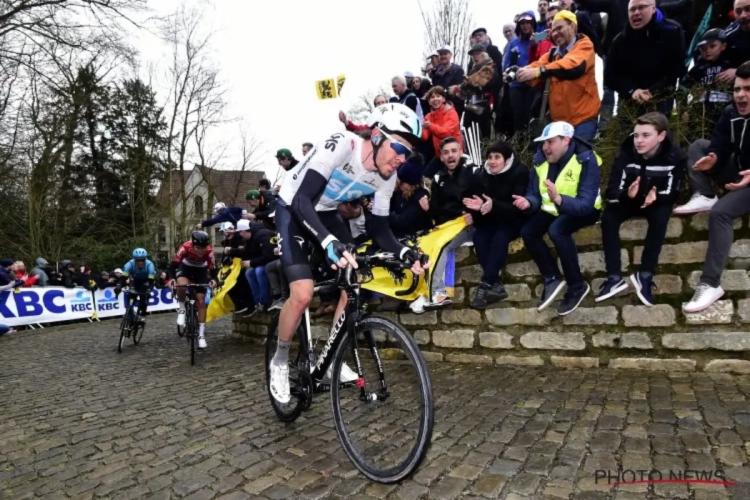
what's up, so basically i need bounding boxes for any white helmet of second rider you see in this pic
[366,103,423,147]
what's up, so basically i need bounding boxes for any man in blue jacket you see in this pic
[503,11,539,138]
[514,121,602,315]
[201,202,245,229]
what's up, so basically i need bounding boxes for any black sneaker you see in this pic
[631,273,656,307]
[595,276,628,302]
[471,283,490,310]
[538,278,566,311]
[487,282,509,303]
[242,305,259,318]
[557,283,591,316]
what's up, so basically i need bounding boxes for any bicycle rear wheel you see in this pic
[265,313,309,422]
[330,315,433,483]
[118,308,133,353]
[187,303,196,365]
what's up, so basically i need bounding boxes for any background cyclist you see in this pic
[115,248,156,327]
[167,231,217,350]
[269,103,429,404]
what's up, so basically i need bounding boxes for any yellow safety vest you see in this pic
[536,152,603,216]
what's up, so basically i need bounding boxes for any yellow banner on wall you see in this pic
[206,258,242,323]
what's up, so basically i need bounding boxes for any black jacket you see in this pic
[468,43,503,74]
[721,21,750,69]
[604,10,685,99]
[227,228,277,268]
[465,159,530,226]
[255,190,278,220]
[577,0,689,53]
[431,63,465,89]
[429,160,476,225]
[707,104,750,184]
[606,134,687,207]
[574,8,604,56]
[388,187,433,238]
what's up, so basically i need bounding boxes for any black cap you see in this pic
[698,28,724,47]
[468,44,486,55]
[471,27,487,38]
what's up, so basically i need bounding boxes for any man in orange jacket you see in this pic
[514,10,601,142]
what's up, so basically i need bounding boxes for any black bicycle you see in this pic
[265,250,434,483]
[117,288,147,353]
[174,283,211,365]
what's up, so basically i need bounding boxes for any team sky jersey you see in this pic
[172,241,216,270]
[122,259,156,281]
[279,131,396,217]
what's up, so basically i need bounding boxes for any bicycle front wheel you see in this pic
[118,309,132,353]
[330,315,434,483]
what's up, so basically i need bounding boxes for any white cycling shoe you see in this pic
[197,336,207,350]
[326,362,359,383]
[269,361,291,404]
[176,309,186,327]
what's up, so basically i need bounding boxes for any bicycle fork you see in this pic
[350,315,389,403]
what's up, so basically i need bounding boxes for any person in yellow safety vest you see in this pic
[513,121,602,316]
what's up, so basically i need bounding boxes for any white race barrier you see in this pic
[0,286,179,327]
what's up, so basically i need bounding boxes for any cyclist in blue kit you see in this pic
[269,103,429,403]
[115,248,157,326]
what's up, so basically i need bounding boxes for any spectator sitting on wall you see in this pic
[516,10,601,142]
[389,157,433,239]
[597,112,687,307]
[516,121,602,316]
[243,189,277,223]
[201,202,245,228]
[462,140,530,310]
[232,219,277,317]
[29,257,49,287]
[274,148,299,190]
[12,262,38,287]
[0,259,25,291]
[676,61,750,313]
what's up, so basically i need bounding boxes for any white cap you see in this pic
[114,268,123,274]
[533,121,575,142]
[236,219,251,232]
[437,45,452,54]
[404,71,414,78]
[213,202,226,214]
[220,222,234,232]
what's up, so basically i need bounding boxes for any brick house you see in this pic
[155,166,264,264]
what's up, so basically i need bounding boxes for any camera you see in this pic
[503,66,519,84]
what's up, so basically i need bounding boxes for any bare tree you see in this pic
[160,1,228,249]
[346,86,391,124]
[418,0,474,69]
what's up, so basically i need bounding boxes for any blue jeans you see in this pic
[245,267,270,306]
[574,119,598,143]
[473,222,523,285]
[520,210,601,288]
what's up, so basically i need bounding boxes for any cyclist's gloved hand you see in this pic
[400,247,429,276]
[114,286,122,296]
[400,248,420,265]
[324,240,357,270]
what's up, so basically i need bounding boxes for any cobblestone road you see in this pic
[1,314,750,499]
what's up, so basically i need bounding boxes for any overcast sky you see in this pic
[134,0,601,181]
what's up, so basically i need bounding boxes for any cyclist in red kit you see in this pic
[167,231,217,349]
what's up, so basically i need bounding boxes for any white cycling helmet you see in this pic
[366,103,423,147]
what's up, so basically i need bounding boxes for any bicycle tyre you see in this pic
[132,315,144,345]
[187,303,196,366]
[330,315,434,483]
[264,314,305,422]
[118,308,132,353]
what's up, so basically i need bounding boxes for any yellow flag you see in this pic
[315,78,337,100]
[207,258,242,323]
[361,217,467,301]
[336,74,346,96]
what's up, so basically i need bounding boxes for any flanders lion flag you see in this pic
[315,74,346,100]
[206,258,243,323]
[360,217,467,301]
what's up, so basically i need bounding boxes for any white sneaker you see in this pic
[269,361,291,404]
[684,283,724,313]
[325,362,359,383]
[409,295,428,314]
[197,336,207,349]
[176,309,186,327]
[673,194,717,215]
